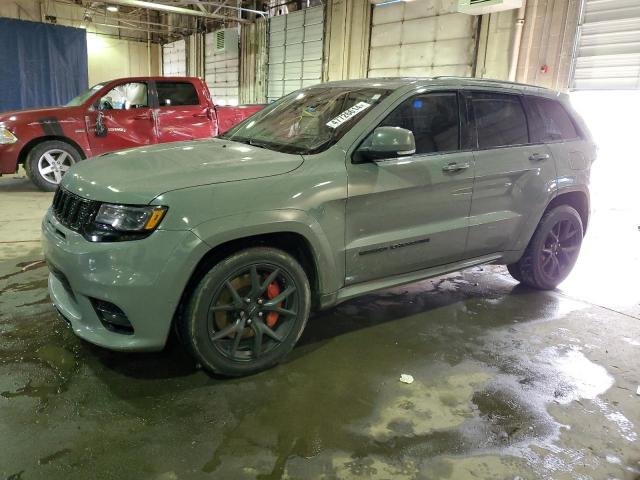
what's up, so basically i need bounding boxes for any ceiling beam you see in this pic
[102,0,250,22]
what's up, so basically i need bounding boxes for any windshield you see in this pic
[66,83,106,107]
[220,86,392,154]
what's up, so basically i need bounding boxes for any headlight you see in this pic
[0,125,18,144]
[95,204,167,232]
[85,204,167,242]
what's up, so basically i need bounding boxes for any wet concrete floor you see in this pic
[1,146,639,479]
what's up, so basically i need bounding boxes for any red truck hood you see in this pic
[0,106,79,123]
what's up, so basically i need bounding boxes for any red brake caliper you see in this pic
[265,280,281,328]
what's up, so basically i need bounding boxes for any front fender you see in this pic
[192,209,344,295]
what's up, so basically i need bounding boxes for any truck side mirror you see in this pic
[95,111,107,138]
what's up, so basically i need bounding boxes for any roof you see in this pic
[95,76,202,86]
[313,77,559,96]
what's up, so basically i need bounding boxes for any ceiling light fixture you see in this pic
[106,5,119,12]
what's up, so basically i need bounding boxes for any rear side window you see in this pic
[471,93,528,149]
[156,82,200,107]
[379,92,459,154]
[527,96,579,142]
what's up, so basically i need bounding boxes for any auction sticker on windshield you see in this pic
[326,102,371,129]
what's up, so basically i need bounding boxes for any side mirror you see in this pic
[355,127,416,163]
[95,111,107,137]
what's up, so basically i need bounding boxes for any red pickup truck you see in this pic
[0,76,263,190]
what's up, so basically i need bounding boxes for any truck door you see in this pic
[85,81,157,155]
[153,80,216,143]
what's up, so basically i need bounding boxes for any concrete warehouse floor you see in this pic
[1,92,639,479]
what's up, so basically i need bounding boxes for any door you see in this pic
[572,0,640,90]
[162,39,187,77]
[267,6,324,102]
[368,1,476,78]
[154,80,216,143]
[86,81,156,156]
[345,91,475,285]
[465,91,556,258]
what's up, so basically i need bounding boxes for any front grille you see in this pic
[52,187,100,233]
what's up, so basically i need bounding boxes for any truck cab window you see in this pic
[99,82,148,110]
[156,82,200,107]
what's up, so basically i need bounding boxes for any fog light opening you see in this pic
[91,299,134,335]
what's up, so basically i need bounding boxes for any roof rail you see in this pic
[431,76,550,90]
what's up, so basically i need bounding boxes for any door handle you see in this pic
[442,162,471,173]
[133,113,151,120]
[192,113,208,118]
[529,153,550,161]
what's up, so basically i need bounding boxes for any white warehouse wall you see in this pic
[88,34,161,86]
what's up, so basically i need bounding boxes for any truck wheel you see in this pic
[180,247,311,377]
[513,205,583,290]
[26,141,81,191]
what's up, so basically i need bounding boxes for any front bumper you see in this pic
[42,208,208,351]
[0,141,22,174]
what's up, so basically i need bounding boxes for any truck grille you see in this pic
[52,187,100,233]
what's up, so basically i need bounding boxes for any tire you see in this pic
[179,247,311,377]
[514,205,583,290]
[26,140,82,191]
[506,263,523,283]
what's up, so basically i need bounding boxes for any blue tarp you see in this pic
[0,18,88,113]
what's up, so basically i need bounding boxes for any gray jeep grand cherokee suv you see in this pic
[42,77,595,376]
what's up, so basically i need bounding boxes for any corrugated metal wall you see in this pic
[205,29,240,105]
[240,17,268,104]
[267,6,324,102]
[162,39,187,76]
[572,0,640,89]
[368,1,477,78]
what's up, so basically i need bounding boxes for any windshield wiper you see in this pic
[226,137,284,152]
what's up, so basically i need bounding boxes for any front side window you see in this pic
[379,92,460,154]
[221,87,391,154]
[472,93,528,149]
[156,81,200,107]
[98,82,148,110]
[527,96,579,142]
[66,83,106,107]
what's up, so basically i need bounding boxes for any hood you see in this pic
[61,138,305,204]
[0,106,76,123]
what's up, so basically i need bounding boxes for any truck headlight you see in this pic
[95,204,167,232]
[0,125,18,144]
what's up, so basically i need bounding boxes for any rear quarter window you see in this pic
[156,81,200,107]
[527,96,580,143]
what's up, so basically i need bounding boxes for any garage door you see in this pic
[368,1,477,78]
[267,6,324,102]
[573,0,640,89]
[205,29,240,105]
[162,39,186,77]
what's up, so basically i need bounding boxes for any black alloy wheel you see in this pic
[509,205,583,290]
[208,263,299,361]
[180,247,311,376]
[539,218,581,281]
